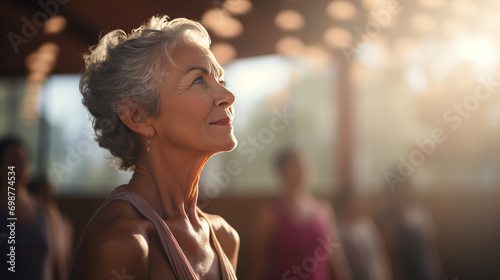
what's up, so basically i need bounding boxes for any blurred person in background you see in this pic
[378,177,443,280]
[250,148,351,280]
[0,137,64,280]
[334,187,392,280]
[29,178,74,280]
[70,15,239,280]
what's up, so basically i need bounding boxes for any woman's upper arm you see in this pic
[70,224,149,280]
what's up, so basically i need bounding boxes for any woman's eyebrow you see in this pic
[185,66,209,75]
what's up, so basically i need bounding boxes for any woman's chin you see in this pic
[216,136,238,153]
[227,139,238,152]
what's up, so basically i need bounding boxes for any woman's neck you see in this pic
[127,146,211,221]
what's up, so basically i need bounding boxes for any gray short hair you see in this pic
[80,15,222,171]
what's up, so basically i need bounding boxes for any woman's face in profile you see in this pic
[152,42,237,154]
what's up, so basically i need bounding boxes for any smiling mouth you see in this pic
[210,117,232,126]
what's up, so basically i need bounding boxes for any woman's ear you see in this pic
[117,98,154,137]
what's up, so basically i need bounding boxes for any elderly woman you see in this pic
[69,16,239,280]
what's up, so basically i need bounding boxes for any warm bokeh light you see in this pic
[356,39,388,68]
[202,9,243,38]
[223,0,253,15]
[451,0,479,17]
[275,36,306,56]
[453,36,495,69]
[362,0,387,10]
[366,10,399,29]
[327,1,358,21]
[417,0,446,9]
[25,43,59,74]
[393,36,418,63]
[274,9,305,31]
[211,42,237,65]
[303,45,332,72]
[409,13,438,33]
[405,65,427,93]
[21,42,60,125]
[44,15,67,34]
[323,27,353,49]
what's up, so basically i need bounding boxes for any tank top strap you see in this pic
[196,209,238,280]
[107,186,197,280]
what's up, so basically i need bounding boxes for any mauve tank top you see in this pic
[267,199,331,280]
[75,185,237,280]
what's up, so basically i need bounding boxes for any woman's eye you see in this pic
[193,76,204,85]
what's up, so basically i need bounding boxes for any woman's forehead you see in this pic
[168,43,214,72]
[164,43,224,79]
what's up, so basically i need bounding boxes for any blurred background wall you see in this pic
[1,0,499,279]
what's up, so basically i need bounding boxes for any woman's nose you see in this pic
[214,85,235,109]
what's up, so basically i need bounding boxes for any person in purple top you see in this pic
[250,148,351,280]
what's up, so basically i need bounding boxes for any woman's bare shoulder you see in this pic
[202,213,238,239]
[70,200,151,280]
[201,212,240,269]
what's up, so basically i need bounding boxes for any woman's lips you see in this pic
[210,117,232,126]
